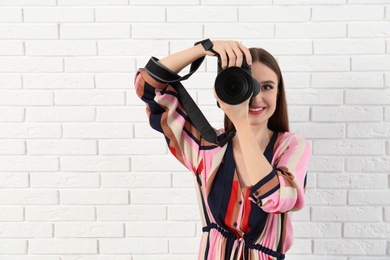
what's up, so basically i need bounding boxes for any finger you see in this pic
[224,44,237,68]
[238,43,252,66]
[231,45,244,67]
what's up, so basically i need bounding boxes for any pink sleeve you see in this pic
[250,133,311,213]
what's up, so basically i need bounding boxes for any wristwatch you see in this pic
[194,39,218,55]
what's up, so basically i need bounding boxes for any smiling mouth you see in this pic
[249,107,265,112]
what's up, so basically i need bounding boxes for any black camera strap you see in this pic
[144,56,235,147]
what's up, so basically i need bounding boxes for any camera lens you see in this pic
[215,67,253,105]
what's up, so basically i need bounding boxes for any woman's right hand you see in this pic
[207,40,252,69]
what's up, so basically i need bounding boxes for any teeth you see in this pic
[249,107,264,112]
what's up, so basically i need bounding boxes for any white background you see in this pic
[0,0,389,259]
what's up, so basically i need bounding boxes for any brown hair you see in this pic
[224,48,289,133]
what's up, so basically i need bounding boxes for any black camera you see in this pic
[214,57,260,105]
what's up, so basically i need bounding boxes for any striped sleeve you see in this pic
[134,67,204,173]
[250,133,310,213]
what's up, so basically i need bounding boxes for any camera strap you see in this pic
[145,56,235,147]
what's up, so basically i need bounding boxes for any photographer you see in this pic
[134,40,310,260]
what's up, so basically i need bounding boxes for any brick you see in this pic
[62,257,129,260]
[56,223,124,237]
[278,56,350,72]
[0,24,58,39]
[97,205,166,221]
[312,72,384,88]
[131,155,189,172]
[172,171,195,188]
[59,0,128,5]
[61,190,129,205]
[314,39,385,55]
[24,7,94,22]
[313,139,384,155]
[286,89,344,105]
[0,124,61,138]
[312,5,384,21]
[126,221,195,237]
[100,238,168,254]
[0,190,58,205]
[101,172,171,188]
[314,239,385,255]
[29,239,97,254]
[0,41,23,55]
[60,24,131,39]
[131,188,197,205]
[0,207,23,221]
[352,56,390,71]
[27,140,97,155]
[96,74,134,90]
[0,8,22,22]
[306,189,346,205]
[26,40,97,56]
[98,40,168,56]
[0,0,55,5]
[346,157,390,172]
[317,173,387,189]
[348,190,390,205]
[204,23,274,39]
[347,123,390,138]
[97,107,134,122]
[26,206,95,221]
[168,205,200,221]
[61,156,130,172]
[133,23,202,39]
[30,173,99,188]
[286,239,312,254]
[169,238,199,254]
[286,256,345,260]
[201,0,272,4]
[240,6,310,22]
[291,123,345,139]
[288,106,310,122]
[133,123,163,138]
[307,157,344,172]
[96,7,165,22]
[276,22,346,38]
[0,239,26,254]
[344,223,390,238]
[386,107,390,121]
[0,75,22,89]
[312,106,382,122]
[346,89,390,105]
[55,90,125,105]
[167,7,237,22]
[243,40,313,55]
[99,139,166,155]
[0,157,58,172]
[0,58,63,72]
[349,22,390,37]
[283,73,311,88]
[26,107,95,122]
[0,173,28,188]
[63,124,133,138]
[65,57,135,73]
[0,140,25,155]
[275,0,345,3]
[293,222,341,238]
[312,207,382,222]
[0,90,53,105]
[24,74,94,89]
[0,223,52,238]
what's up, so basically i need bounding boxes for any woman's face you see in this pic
[248,62,279,128]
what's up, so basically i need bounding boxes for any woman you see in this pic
[134,40,310,260]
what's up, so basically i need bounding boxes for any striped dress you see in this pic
[134,62,311,260]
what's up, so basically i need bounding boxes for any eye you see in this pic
[262,84,273,91]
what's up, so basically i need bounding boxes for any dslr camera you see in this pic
[214,57,260,105]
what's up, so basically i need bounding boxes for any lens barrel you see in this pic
[214,58,260,105]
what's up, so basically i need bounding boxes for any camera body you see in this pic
[214,57,260,105]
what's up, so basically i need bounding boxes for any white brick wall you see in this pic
[0,1,389,259]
